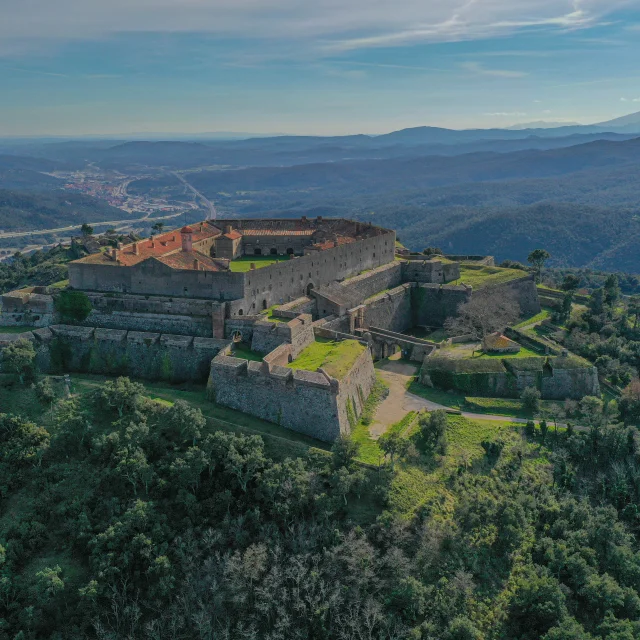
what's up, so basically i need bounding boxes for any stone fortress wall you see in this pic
[422,355,600,401]
[208,342,376,442]
[1,325,228,383]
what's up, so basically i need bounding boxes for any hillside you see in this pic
[0,190,131,232]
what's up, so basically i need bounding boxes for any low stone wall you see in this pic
[422,355,599,400]
[340,262,403,302]
[250,314,315,358]
[16,324,229,382]
[207,345,376,442]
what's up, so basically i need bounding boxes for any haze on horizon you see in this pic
[2,0,640,137]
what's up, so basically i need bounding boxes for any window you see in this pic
[238,309,244,316]
[262,300,268,310]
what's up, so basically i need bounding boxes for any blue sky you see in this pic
[2,0,640,136]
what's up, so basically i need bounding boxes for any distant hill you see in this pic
[0,190,131,232]
[506,121,581,130]
[597,110,640,128]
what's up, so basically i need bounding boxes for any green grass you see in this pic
[513,309,551,329]
[260,304,289,323]
[0,326,37,334]
[388,414,521,518]
[228,255,291,272]
[231,343,264,362]
[69,374,332,460]
[477,346,541,359]
[407,380,466,410]
[50,279,69,289]
[288,339,365,380]
[456,264,525,289]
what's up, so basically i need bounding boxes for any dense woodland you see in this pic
[0,359,639,639]
[0,245,85,294]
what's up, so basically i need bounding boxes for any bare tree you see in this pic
[444,290,520,340]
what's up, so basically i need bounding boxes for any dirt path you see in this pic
[371,359,535,438]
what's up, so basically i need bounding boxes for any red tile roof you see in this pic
[241,229,314,236]
[311,236,356,251]
[223,230,242,240]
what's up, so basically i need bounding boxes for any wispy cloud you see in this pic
[461,61,527,78]
[621,97,640,102]
[0,0,630,57]
[484,112,528,116]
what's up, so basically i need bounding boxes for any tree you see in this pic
[35,566,64,603]
[98,377,145,418]
[2,338,36,384]
[419,410,448,453]
[205,432,266,493]
[522,386,541,413]
[580,396,604,428]
[151,222,165,235]
[558,293,573,325]
[378,431,410,471]
[603,274,621,307]
[507,571,567,640]
[423,247,443,256]
[331,435,360,469]
[561,274,581,292]
[166,400,206,445]
[619,379,640,425]
[35,377,55,406]
[627,296,640,330]
[80,223,94,236]
[528,249,551,284]
[445,289,520,341]
[54,290,92,322]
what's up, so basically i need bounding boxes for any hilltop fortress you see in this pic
[1,217,598,441]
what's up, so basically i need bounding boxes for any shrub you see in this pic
[54,290,92,322]
[521,386,541,413]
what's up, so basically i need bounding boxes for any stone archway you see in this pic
[231,330,243,343]
[306,282,315,296]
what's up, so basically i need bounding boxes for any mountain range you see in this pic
[2,110,640,270]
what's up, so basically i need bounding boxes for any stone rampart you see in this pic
[485,275,541,317]
[15,324,228,382]
[250,314,315,357]
[1,288,55,328]
[207,344,375,442]
[412,284,472,327]
[339,262,403,303]
[362,284,413,333]
[401,260,460,284]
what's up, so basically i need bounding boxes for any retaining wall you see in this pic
[362,284,413,333]
[18,325,228,382]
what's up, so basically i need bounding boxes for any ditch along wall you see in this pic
[207,344,376,442]
[12,325,228,383]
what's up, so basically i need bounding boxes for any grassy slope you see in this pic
[457,264,525,289]
[287,339,366,379]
